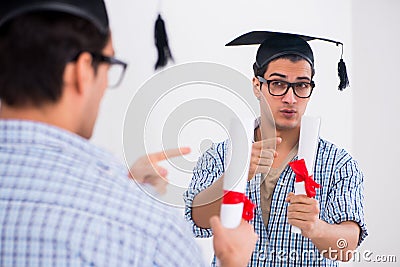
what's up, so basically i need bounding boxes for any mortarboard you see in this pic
[0,0,109,34]
[226,31,349,91]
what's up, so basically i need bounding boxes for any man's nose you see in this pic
[282,86,297,104]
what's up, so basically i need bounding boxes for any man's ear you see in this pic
[252,77,262,99]
[74,52,95,95]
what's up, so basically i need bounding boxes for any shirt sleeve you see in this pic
[323,156,368,246]
[153,212,205,267]
[183,142,226,238]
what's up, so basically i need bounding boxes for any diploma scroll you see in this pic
[291,116,321,234]
[220,117,254,229]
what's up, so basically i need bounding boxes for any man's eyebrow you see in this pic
[268,72,286,78]
[268,73,311,81]
[297,76,311,81]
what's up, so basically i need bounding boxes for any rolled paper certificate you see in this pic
[220,117,254,229]
[290,116,321,234]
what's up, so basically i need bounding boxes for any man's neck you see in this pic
[274,128,299,168]
[276,127,299,148]
[0,103,75,134]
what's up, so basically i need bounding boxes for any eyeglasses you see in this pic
[70,52,128,88]
[257,76,315,98]
[90,53,128,88]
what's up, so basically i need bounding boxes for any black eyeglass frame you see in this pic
[257,76,315,99]
[70,51,128,88]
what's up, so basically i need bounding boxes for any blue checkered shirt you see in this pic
[0,120,204,267]
[184,138,368,267]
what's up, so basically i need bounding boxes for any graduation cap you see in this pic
[226,31,349,91]
[0,0,109,34]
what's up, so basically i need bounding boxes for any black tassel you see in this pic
[338,59,349,90]
[337,43,349,91]
[154,14,173,70]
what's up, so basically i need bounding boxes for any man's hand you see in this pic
[286,192,321,238]
[286,193,361,261]
[210,216,257,267]
[129,147,191,194]
[248,137,281,180]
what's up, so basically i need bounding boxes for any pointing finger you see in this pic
[148,147,191,162]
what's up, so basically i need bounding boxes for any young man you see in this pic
[184,32,368,266]
[0,1,257,266]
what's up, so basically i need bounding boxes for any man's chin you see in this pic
[275,122,299,131]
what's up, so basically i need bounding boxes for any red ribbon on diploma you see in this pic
[289,159,321,198]
[222,190,255,221]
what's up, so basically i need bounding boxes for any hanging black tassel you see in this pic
[338,59,349,91]
[154,14,173,70]
[337,43,349,91]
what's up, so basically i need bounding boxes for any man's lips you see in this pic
[280,108,297,114]
[279,108,297,118]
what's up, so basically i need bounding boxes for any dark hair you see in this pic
[0,12,110,107]
[252,54,315,78]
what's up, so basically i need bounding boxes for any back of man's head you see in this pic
[0,0,110,107]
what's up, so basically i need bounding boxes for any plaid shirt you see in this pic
[0,120,204,267]
[184,138,368,267]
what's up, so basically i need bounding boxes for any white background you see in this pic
[91,0,399,266]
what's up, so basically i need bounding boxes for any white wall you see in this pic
[90,0,399,266]
[352,0,400,266]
